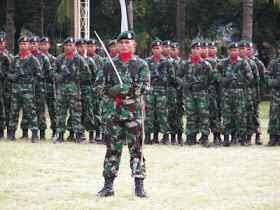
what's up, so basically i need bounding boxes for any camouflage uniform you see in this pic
[216,56,253,146]
[21,51,50,139]
[55,52,91,140]
[94,54,150,179]
[144,56,175,144]
[8,52,41,140]
[183,58,213,147]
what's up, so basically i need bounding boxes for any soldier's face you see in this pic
[229,48,239,57]
[239,47,247,57]
[247,47,254,57]
[277,48,280,54]
[40,42,51,53]
[87,44,97,54]
[64,43,75,53]
[19,42,30,52]
[162,45,171,56]
[0,42,6,51]
[76,44,86,56]
[151,46,162,56]
[191,47,201,58]
[201,47,208,56]
[118,39,134,54]
[171,48,179,58]
[208,46,217,56]
[30,42,40,51]
[108,44,119,55]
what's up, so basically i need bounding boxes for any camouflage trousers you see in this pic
[268,89,280,135]
[0,82,5,129]
[92,93,101,132]
[244,87,254,136]
[208,85,222,133]
[9,84,38,130]
[45,82,57,130]
[252,87,261,134]
[167,87,184,134]
[103,117,146,179]
[3,79,12,128]
[144,86,169,134]
[99,96,110,134]
[185,90,210,136]
[21,82,47,130]
[221,88,246,136]
[56,83,83,133]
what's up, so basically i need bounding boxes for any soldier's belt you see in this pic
[190,86,207,92]
[63,78,77,83]
[168,83,177,88]
[227,84,244,89]
[81,80,92,87]
[16,78,33,84]
[120,94,136,100]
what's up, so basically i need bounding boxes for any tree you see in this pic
[33,0,44,36]
[176,0,186,56]
[5,0,14,54]
[242,0,253,41]
[127,0,134,30]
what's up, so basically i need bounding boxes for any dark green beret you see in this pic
[208,41,217,47]
[0,35,6,42]
[18,35,30,43]
[87,39,97,45]
[171,42,180,48]
[227,42,238,49]
[150,39,162,48]
[117,30,135,42]
[245,41,254,48]
[63,37,75,45]
[238,40,247,47]
[162,40,172,46]
[201,41,208,47]
[40,37,50,43]
[278,43,280,49]
[191,41,201,48]
[75,38,87,45]
[30,36,40,42]
[108,39,117,47]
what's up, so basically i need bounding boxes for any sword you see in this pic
[94,31,123,85]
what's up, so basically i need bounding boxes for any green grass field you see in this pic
[0,102,279,209]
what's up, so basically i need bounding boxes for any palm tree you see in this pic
[176,0,186,57]
[33,0,43,36]
[242,0,253,41]
[5,0,15,54]
[127,0,134,30]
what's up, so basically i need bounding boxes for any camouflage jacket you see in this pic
[245,57,260,87]
[170,57,185,88]
[94,54,150,121]
[0,51,10,79]
[265,57,280,90]
[46,53,57,82]
[35,51,51,82]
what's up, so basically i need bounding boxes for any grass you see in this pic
[0,101,279,210]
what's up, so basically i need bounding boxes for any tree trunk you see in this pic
[33,0,44,36]
[242,0,253,41]
[127,0,133,30]
[176,0,186,57]
[5,0,15,54]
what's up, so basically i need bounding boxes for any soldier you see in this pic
[201,41,223,146]
[144,40,174,145]
[238,40,258,146]
[246,41,263,145]
[95,31,149,197]
[162,40,172,59]
[40,37,58,140]
[108,39,119,58]
[169,42,184,145]
[0,35,11,139]
[20,36,50,140]
[74,38,95,143]
[7,36,41,142]
[87,39,103,143]
[54,37,91,143]
[264,48,280,146]
[0,35,13,137]
[182,41,213,147]
[216,42,253,147]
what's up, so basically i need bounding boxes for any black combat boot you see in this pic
[230,134,238,145]
[144,133,152,145]
[267,135,277,147]
[177,132,183,145]
[57,133,64,143]
[161,133,169,145]
[223,135,230,147]
[153,133,159,144]
[67,131,75,142]
[240,136,250,147]
[246,135,252,146]
[201,134,210,148]
[40,130,46,141]
[95,129,102,143]
[8,129,16,141]
[213,132,222,146]
[89,131,94,143]
[255,133,263,145]
[0,129,3,139]
[101,133,106,144]
[135,178,147,198]
[171,133,176,145]
[31,130,38,143]
[276,135,280,146]
[191,134,197,145]
[21,129,28,140]
[51,129,57,140]
[76,132,86,143]
[185,135,192,146]
[96,177,114,197]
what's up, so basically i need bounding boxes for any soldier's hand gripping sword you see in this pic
[94,31,123,85]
